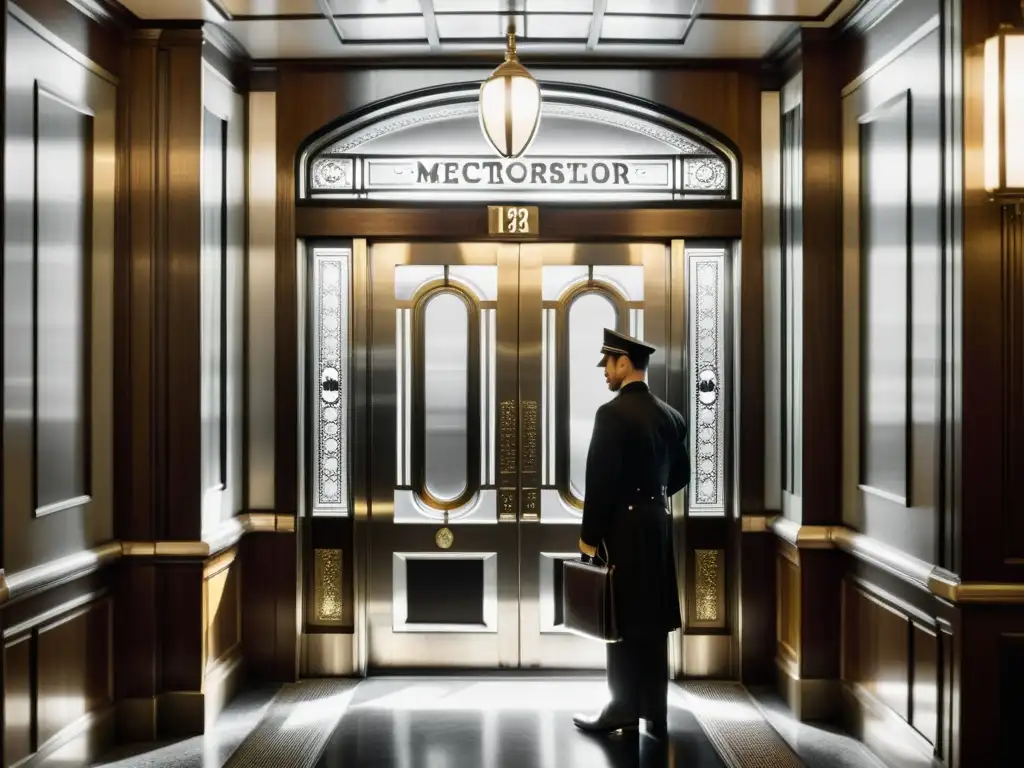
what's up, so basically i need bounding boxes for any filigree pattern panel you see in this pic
[313,251,350,515]
[314,548,343,622]
[687,250,727,514]
[694,549,722,623]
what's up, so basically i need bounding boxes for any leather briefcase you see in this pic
[562,544,620,643]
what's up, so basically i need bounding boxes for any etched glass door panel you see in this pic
[367,243,520,670]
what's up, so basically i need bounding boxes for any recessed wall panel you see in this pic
[33,83,94,517]
[858,93,911,505]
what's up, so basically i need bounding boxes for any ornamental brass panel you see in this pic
[694,549,722,623]
[499,487,517,522]
[314,548,343,622]
[521,400,539,475]
[522,487,539,521]
[499,400,516,475]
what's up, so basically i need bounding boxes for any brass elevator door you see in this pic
[366,241,682,670]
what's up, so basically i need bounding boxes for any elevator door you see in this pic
[366,241,681,670]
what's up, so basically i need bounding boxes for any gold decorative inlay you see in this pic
[435,527,454,549]
[499,400,516,474]
[314,548,343,622]
[695,549,720,622]
[522,487,539,521]
[499,487,516,521]
[521,400,538,474]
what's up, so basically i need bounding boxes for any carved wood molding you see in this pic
[765,518,1024,604]
[0,513,292,605]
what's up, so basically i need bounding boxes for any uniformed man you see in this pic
[572,328,689,741]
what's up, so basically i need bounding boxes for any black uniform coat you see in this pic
[580,381,689,639]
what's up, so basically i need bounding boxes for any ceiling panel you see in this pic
[327,0,422,13]
[436,13,524,39]
[702,0,835,16]
[118,0,219,20]
[604,0,699,13]
[221,0,321,16]
[604,0,835,16]
[525,13,592,38]
[222,18,343,56]
[433,1,517,10]
[601,15,689,40]
[523,0,595,10]
[336,14,428,39]
[680,18,795,56]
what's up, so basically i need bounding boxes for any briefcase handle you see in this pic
[583,540,611,568]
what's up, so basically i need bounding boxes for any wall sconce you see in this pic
[984,15,1024,204]
[478,17,541,159]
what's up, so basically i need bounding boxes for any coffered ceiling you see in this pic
[114,0,861,61]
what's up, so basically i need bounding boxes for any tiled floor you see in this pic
[314,677,725,768]
[90,678,892,768]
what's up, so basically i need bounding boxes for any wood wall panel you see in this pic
[242,532,297,681]
[4,4,116,574]
[36,600,112,746]
[204,549,241,670]
[3,637,32,767]
[840,574,941,768]
[841,14,945,564]
[776,543,800,665]
[2,588,115,768]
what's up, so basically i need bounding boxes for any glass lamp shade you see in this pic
[479,58,542,159]
[983,25,1024,198]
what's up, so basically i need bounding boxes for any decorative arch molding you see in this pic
[297,82,740,204]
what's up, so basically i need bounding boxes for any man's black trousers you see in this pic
[606,633,669,721]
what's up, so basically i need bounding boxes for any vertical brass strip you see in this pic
[499,400,517,475]
[521,400,538,474]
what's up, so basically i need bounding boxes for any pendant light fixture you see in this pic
[478,9,541,159]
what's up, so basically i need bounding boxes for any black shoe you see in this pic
[643,718,667,740]
[573,707,638,734]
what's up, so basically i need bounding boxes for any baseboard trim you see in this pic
[840,682,940,768]
[204,649,246,732]
[775,656,841,721]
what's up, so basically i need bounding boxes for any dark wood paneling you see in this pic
[840,573,943,767]
[242,532,297,681]
[295,206,744,241]
[999,634,1024,765]
[2,582,115,767]
[776,543,800,667]
[159,563,204,692]
[798,548,842,679]
[162,31,205,541]
[113,560,158,703]
[740,532,776,684]
[9,0,124,78]
[118,34,158,543]
[3,637,32,767]
[1004,208,1024,562]
[960,0,1024,583]
[36,599,112,745]
[798,31,843,528]
[737,71,766,516]
[956,605,1024,766]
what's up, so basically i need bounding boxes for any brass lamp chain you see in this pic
[506,3,517,61]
